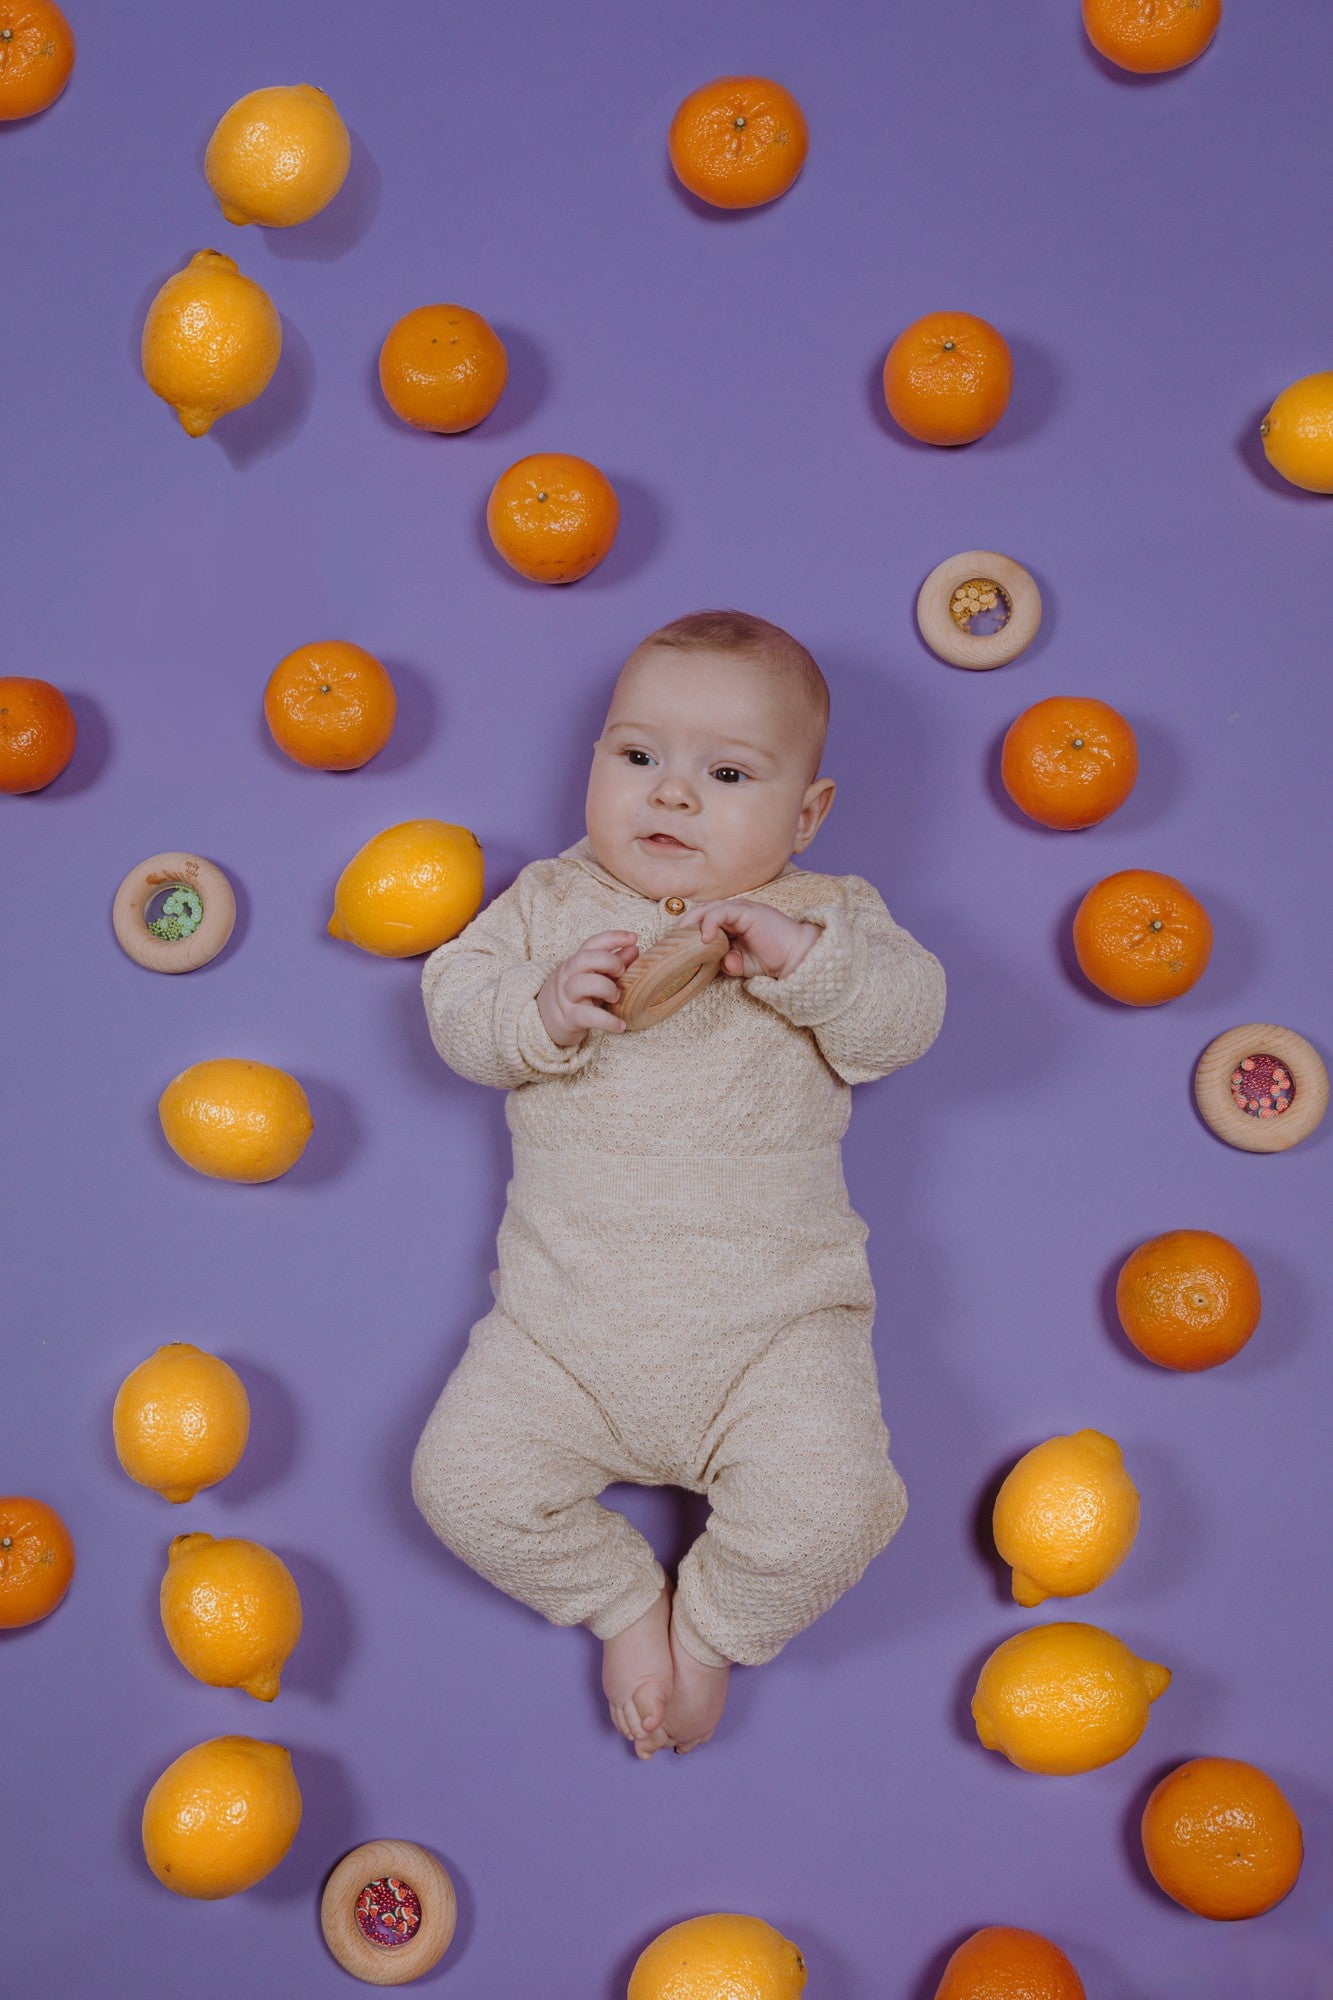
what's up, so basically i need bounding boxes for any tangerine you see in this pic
[0,676,76,793]
[1141,1756,1303,1919]
[487,453,619,583]
[0,0,74,121]
[883,312,1012,446]
[1082,0,1221,73]
[264,641,397,770]
[1001,696,1138,829]
[934,1925,1086,2000]
[379,305,508,433]
[1115,1228,1260,1370]
[668,76,808,209]
[1259,373,1333,494]
[1072,868,1212,1005]
[0,1496,75,1627]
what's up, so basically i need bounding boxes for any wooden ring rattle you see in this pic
[112,852,235,973]
[916,550,1042,670]
[320,1840,457,1985]
[1194,1022,1328,1154]
[609,925,730,1031]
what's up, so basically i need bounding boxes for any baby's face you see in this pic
[585,645,834,902]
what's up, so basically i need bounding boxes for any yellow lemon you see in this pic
[628,1913,807,2000]
[161,1533,302,1701]
[1259,372,1333,493]
[328,819,484,958]
[113,1343,250,1503]
[141,249,282,438]
[993,1429,1140,1607]
[972,1622,1170,1775]
[158,1058,313,1182]
[142,1735,301,1898]
[205,84,351,228]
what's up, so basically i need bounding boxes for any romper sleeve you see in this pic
[420,865,599,1090]
[743,873,947,1087]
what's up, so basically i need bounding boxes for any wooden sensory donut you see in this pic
[112,852,235,973]
[1194,1022,1328,1154]
[609,925,730,1032]
[916,549,1042,670]
[320,1840,457,1986]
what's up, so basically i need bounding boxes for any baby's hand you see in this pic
[536,931,639,1047]
[672,901,821,981]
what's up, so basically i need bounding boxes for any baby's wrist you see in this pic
[536,978,583,1049]
[775,921,822,979]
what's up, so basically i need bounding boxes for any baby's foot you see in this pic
[602,1587,673,1758]
[663,1613,730,1753]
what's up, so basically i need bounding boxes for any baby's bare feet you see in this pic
[663,1613,730,1753]
[602,1587,673,1758]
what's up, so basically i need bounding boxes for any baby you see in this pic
[412,610,946,1758]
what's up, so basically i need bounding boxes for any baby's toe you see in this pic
[633,1724,671,1761]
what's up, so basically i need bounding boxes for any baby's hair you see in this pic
[628,609,829,780]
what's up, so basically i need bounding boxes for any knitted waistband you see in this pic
[509,1140,849,1209]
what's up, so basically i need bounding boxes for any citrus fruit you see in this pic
[0,1496,75,1627]
[993,1430,1140,1607]
[142,1735,301,1898]
[1259,373,1333,494]
[1082,0,1221,73]
[667,76,808,209]
[972,1621,1170,1774]
[1071,868,1212,1005]
[0,675,76,793]
[379,305,508,433]
[1115,1229,1260,1370]
[113,1343,251,1503]
[158,1058,313,1182]
[160,1533,302,1701]
[934,1925,1086,1999]
[1141,1756,1303,1919]
[328,820,484,957]
[486,453,619,583]
[205,84,351,227]
[0,0,74,120]
[264,641,397,770]
[141,249,282,438]
[628,1912,807,2000]
[883,311,1013,446]
[1001,697,1139,829]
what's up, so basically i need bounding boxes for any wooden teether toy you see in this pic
[112,853,236,973]
[1194,1023,1328,1154]
[916,550,1042,670]
[609,924,730,1031]
[320,1840,457,1986]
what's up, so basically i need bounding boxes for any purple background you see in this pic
[2,2,1331,1995]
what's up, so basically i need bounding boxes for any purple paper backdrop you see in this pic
[2,2,1331,1995]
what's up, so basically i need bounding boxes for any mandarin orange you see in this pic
[379,305,508,433]
[883,312,1013,446]
[264,641,397,770]
[0,676,76,793]
[668,75,808,209]
[0,0,74,120]
[934,1925,1086,1999]
[1001,697,1138,829]
[487,453,619,583]
[1072,868,1212,1004]
[0,1496,75,1627]
[1082,0,1221,74]
[1116,1229,1260,1369]
[1142,1757,1303,1919]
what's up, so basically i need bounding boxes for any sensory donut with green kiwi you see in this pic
[320,1840,457,1985]
[916,550,1042,670]
[112,853,236,973]
[1194,1022,1328,1154]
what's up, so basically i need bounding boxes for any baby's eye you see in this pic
[623,748,655,767]
[711,766,747,784]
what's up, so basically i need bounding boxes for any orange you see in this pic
[487,453,619,583]
[0,1496,75,1627]
[0,676,76,793]
[668,76,808,209]
[1001,697,1139,829]
[379,305,508,433]
[1071,868,1212,1005]
[1259,373,1333,494]
[1082,0,1221,74]
[628,1913,807,2000]
[264,641,397,770]
[934,1926,1086,1999]
[1116,1229,1260,1370]
[158,1059,313,1183]
[1141,1757,1303,1919]
[142,1736,301,1898]
[0,0,74,120]
[883,312,1012,446]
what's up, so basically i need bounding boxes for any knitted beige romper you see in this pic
[411,836,946,1669]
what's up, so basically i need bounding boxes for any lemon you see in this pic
[158,1057,313,1182]
[972,1622,1170,1774]
[161,1533,302,1701]
[628,1913,807,2000]
[993,1429,1140,1606]
[1259,373,1333,494]
[141,249,282,438]
[327,819,484,958]
[205,84,351,228]
[113,1343,250,1503]
[142,1735,301,1898]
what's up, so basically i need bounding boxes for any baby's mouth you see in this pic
[639,833,696,852]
